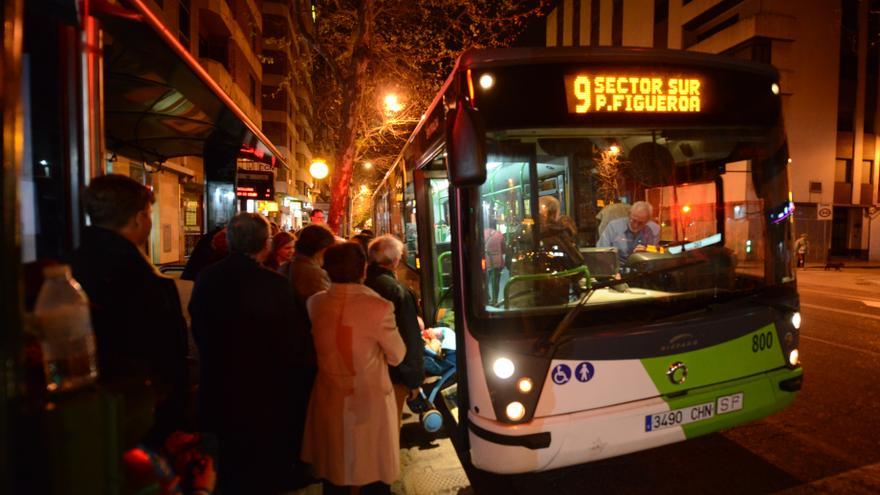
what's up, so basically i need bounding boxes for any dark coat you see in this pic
[69,226,189,437]
[189,252,312,492]
[365,264,425,390]
[180,226,224,281]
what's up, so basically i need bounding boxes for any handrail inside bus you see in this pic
[437,251,452,290]
[503,265,591,309]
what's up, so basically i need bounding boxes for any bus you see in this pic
[372,47,802,474]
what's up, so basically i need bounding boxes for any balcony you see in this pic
[200,58,261,127]
[834,182,853,204]
[296,140,312,163]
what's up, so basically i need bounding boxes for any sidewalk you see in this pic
[802,260,880,269]
[395,411,471,495]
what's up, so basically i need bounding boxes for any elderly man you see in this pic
[69,174,189,444]
[597,200,659,265]
[189,213,311,493]
[365,235,425,425]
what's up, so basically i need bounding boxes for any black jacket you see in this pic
[189,252,311,432]
[540,221,585,268]
[69,226,189,435]
[365,264,425,390]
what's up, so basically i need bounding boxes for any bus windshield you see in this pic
[474,127,792,316]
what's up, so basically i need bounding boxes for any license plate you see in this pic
[644,393,744,432]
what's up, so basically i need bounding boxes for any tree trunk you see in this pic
[328,0,374,235]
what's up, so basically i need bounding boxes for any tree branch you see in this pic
[292,0,344,86]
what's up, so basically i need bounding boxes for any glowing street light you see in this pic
[363,161,373,170]
[609,145,620,156]
[384,93,403,115]
[309,159,329,180]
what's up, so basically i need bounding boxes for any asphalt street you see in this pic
[389,268,880,495]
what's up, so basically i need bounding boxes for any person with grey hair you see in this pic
[597,200,659,265]
[364,235,425,428]
[189,212,312,492]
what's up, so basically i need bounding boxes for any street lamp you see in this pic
[309,159,329,180]
[363,161,373,170]
[384,93,403,115]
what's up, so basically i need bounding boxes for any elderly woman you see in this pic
[364,235,425,425]
[302,242,405,494]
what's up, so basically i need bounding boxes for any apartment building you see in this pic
[106,0,295,263]
[545,0,880,261]
[261,0,318,230]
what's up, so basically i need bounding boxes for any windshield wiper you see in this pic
[537,258,708,353]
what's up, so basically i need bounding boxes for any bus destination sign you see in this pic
[564,74,702,114]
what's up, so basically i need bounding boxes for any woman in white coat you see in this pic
[302,241,406,494]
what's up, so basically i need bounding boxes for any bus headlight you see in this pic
[789,349,799,366]
[517,377,533,393]
[791,312,801,330]
[493,357,515,379]
[479,73,495,90]
[506,401,526,421]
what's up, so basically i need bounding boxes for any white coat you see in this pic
[302,283,406,486]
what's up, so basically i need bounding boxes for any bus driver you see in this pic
[597,200,659,266]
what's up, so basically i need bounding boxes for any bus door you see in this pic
[418,166,454,329]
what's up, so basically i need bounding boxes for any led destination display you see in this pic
[565,74,702,114]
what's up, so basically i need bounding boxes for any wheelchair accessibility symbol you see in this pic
[551,364,572,385]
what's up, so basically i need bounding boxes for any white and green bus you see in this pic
[372,47,802,474]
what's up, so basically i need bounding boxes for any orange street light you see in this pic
[309,159,329,180]
[384,93,403,114]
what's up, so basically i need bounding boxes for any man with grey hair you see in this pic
[597,200,659,265]
[189,212,311,492]
[365,235,425,426]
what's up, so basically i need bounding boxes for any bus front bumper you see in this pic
[467,367,802,474]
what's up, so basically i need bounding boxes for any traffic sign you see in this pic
[817,204,832,221]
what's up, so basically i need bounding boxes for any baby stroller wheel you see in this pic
[421,409,443,433]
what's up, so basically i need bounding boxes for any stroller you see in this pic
[406,327,457,433]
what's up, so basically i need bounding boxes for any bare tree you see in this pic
[293,0,550,233]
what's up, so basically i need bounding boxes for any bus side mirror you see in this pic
[446,102,486,187]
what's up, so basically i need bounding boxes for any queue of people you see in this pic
[66,174,428,494]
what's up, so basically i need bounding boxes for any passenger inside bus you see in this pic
[477,131,769,312]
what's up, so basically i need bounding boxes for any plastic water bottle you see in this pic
[34,264,98,393]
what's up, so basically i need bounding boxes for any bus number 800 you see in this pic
[752,331,774,353]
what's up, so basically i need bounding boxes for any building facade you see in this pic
[546,0,880,261]
[111,0,318,262]
[261,0,318,231]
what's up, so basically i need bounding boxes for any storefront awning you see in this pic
[96,0,288,170]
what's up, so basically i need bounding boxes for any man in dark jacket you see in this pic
[189,212,311,493]
[69,174,189,444]
[364,235,425,425]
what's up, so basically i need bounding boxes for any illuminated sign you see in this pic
[255,200,279,212]
[565,74,702,114]
[236,171,274,200]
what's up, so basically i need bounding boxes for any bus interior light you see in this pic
[791,312,801,330]
[493,357,515,379]
[517,377,533,393]
[788,349,799,367]
[772,83,780,95]
[506,401,526,421]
